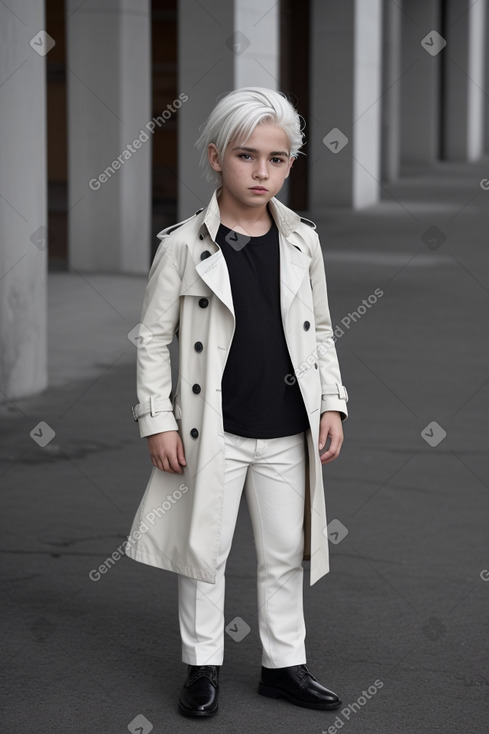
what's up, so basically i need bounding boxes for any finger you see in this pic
[162,463,173,473]
[318,429,329,451]
[320,438,342,464]
[160,456,175,473]
[156,456,167,472]
[321,435,338,457]
[168,452,183,474]
[321,450,336,464]
[177,442,186,466]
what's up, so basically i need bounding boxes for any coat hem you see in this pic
[124,545,216,584]
[309,564,330,586]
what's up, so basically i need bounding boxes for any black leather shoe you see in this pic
[258,664,341,710]
[178,665,219,717]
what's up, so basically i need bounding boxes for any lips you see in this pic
[249,187,268,192]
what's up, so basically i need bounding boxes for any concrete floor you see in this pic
[1,158,489,733]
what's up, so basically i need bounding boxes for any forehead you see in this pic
[232,122,290,153]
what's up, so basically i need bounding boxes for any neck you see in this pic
[217,187,273,236]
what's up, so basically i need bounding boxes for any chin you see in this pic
[247,196,272,206]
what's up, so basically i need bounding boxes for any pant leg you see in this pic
[177,432,251,665]
[244,431,307,668]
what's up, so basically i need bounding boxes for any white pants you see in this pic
[178,430,307,668]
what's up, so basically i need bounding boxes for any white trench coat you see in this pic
[125,188,349,586]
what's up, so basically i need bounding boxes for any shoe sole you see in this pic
[178,702,218,718]
[258,681,342,710]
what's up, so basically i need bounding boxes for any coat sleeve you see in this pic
[131,237,182,438]
[309,230,349,421]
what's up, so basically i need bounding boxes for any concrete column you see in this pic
[66,0,151,273]
[309,0,383,210]
[178,0,280,217]
[399,0,441,166]
[0,1,47,399]
[443,0,486,161]
[485,1,489,152]
[381,0,403,181]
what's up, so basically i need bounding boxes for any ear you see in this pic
[208,143,222,173]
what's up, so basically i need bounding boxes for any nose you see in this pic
[253,158,269,180]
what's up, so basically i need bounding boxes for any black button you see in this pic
[199,297,209,308]
[314,363,318,369]
[190,428,199,439]
[200,250,211,260]
[192,384,201,394]
[194,341,203,352]
[303,321,311,331]
[199,234,204,240]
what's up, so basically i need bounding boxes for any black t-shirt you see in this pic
[216,220,310,438]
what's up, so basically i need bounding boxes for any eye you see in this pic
[271,157,285,164]
[238,153,252,160]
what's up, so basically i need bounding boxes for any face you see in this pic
[208,122,294,208]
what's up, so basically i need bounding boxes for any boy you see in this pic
[125,87,349,717]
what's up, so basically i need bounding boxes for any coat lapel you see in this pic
[193,189,312,323]
[278,231,311,324]
[195,251,235,319]
[195,232,311,325]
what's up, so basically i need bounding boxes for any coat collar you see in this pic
[202,186,309,241]
[195,187,313,322]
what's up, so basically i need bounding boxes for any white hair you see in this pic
[195,87,305,185]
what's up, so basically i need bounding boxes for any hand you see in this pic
[318,411,344,464]
[147,430,186,474]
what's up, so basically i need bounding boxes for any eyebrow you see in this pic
[232,146,289,157]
